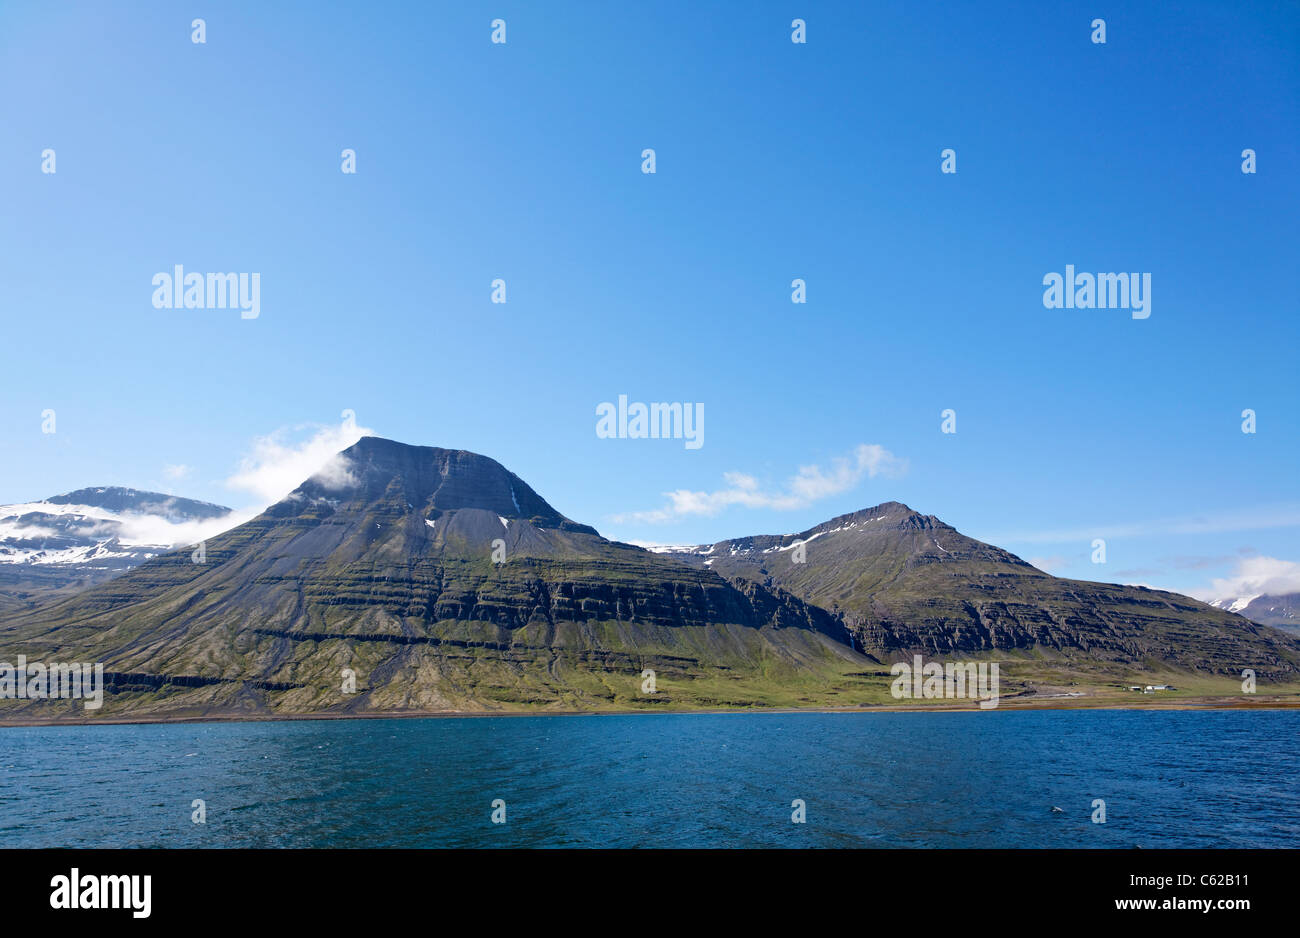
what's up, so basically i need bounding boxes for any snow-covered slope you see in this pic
[0,487,235,610]
[1210,595,1261,615]
[1213,593,1300,633]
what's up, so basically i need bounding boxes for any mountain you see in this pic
[0,438,861,719]
[663,502,1300,679]
[2,441,1297,722]
[1213,593,1300,635]
[0,487,233,612]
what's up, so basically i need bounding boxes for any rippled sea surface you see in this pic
[1,710,1296,848]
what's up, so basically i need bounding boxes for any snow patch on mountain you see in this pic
[1211,595,1262,614]
[0,489,238,570]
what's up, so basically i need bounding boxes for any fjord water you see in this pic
[1,711,1296,848]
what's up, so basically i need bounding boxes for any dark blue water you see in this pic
[1,710,1296,848]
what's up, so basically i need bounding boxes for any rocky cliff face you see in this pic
[669,503,1300,679]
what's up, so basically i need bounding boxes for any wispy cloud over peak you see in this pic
[612,443,906,525]
[1192,555,1300,604]
[225,421,373,506]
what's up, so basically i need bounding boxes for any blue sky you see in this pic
[1,0,1297,600]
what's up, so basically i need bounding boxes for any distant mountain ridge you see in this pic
[1213,593,1300,635]
[664,502,1299,677]
[44,487,230,519]
[0,486,233,611]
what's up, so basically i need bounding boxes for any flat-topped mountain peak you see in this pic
[289,436,593,534]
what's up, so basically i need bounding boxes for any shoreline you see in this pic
[3,694,1298,728]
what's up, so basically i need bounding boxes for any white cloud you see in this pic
[0,522,59,540]
[162,463,192,480]
[612,443,906,524]
[1190,555,1300,603]
[225,421,372,505]
[113,508,257,548]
